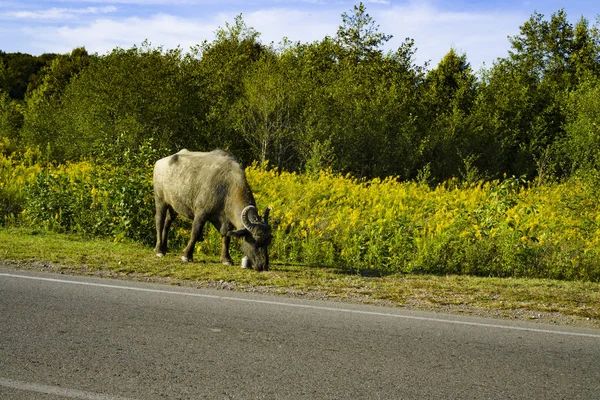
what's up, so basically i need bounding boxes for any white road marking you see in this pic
[0,377,136,399]
[1,272,600,339]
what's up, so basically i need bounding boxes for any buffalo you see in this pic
[153,149,272,271]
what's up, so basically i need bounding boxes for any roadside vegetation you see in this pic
[1,153,600,327]
[1,4,600,324]
[4,154,600,281]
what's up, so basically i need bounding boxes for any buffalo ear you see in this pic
[228,229,249,238]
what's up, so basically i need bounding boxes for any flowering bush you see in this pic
[3,154,600,281]
[21,161,155,244]
[0,149,43,225]
[248,166,600,281]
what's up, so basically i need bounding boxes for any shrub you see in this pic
[21,161,155,244]
[248,166,600,281]
[0,150,42,225]
[5,156,600,281]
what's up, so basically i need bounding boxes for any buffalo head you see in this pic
[229,206,272,271]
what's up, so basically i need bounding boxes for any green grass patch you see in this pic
[1,227,598,327]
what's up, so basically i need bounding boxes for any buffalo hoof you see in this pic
[181,256,192,262]
[156,253,164,258]
[221,258,234,266]
[241,257,250,269]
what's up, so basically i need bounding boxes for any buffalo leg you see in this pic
[154,203,168,256]
[161,207,176,251]
[220,236,234,265]
[182,214,205,262]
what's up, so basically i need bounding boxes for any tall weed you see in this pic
[0,150,42,224]
[249,167,600,281]
[3,154,600,282]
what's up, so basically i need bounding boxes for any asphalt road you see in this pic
[1,269,599,400]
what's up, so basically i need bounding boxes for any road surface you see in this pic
[1,269,599,399]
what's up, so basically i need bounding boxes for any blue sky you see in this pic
[0,1,598,70]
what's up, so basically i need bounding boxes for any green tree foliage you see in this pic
[0,52,57,100]
[509,9,576,87]
[571,16,600,80]
[29,47,92,102]
[560,74,600,172]
[0,91,24,147]
[470,59,536,178]
[232,46,303,168]
[322,47,423,178]
[295,4,423,178]
[28,43,196,161]
[471,9,600,180]
[20,48,93,159]
[0,5,599,183]
[190,14,266,161]
[336,2,392,61]
[420,49,478,181]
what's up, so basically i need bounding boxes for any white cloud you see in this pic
[375,3,525,69]
[366,0,391,5]
[240,3,527,69]
[1,6,118,21]
[244,8,338,45]
[23,8,340,55]
[6,1,529,70]
[24,13,221,55]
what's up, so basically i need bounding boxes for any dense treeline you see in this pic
[1,4,600,182]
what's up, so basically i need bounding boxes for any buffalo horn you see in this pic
[263,206,272,225]
[241,205,259,232]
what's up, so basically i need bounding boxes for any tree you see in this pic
[0,52,56,100]
[478,9,595,180]
[424,48,476,116]
[0,91,24,147]
[420,49,478,180]
[28,43,194,161]
[559,75,600,172]
[336,2,392,61]
[233,50,302,167]
[571,16,600,81]
[287,36,343,173]
[27,47,92,102]
[191,14,266,160]
[507,9,589,90]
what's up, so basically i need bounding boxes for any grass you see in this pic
[1,227,599,328]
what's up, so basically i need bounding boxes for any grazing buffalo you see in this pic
[153,149,272,271]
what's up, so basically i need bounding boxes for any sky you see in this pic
[0,1,598,71]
